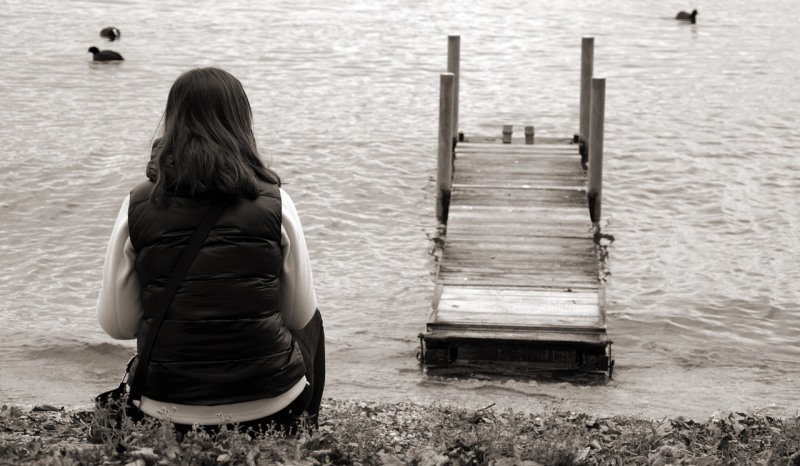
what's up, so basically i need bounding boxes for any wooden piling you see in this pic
[502,125,513,144]
[525,125,535,144]
[587,78,605,225]
[447,35,461,141]
[579,38,594,144]
[437,73,456,224]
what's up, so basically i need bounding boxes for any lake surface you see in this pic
[1,0,798,419]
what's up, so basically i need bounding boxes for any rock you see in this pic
[32,404,61,412]
[493,459,514,466]
[413,447,448,466]
[0,405,24,419]
[693,458,718,466]
[376,451,405,465]
[130,447,159,462]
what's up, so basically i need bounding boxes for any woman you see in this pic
[97,67,324,434]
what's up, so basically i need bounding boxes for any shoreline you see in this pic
[2,399,798,465]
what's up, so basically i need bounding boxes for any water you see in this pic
[1,0,798,419]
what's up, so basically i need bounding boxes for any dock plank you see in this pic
[424,327,608,345]
[450,187,588,208]
[435,311,600,329]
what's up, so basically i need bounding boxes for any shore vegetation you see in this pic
[1,400,798,465]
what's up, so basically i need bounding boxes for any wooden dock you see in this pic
[420,37,613,375]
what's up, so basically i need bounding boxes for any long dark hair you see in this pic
[150,67,280,200]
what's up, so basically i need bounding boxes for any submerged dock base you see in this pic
[420,331,613,376]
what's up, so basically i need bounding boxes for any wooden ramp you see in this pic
[422,134,612,374]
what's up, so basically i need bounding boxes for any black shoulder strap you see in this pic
[129,198,229,401]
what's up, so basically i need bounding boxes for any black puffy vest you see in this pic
[127,181,306,405]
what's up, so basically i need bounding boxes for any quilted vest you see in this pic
[127,181,306,405]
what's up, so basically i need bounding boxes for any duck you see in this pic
[100,27,121,41]
[675,9,698,24]
[88,46,124,61]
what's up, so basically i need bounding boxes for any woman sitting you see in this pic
[97,67,325,435]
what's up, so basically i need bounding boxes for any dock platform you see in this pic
[420,37,613,374]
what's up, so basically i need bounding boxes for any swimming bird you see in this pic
[100,27,121,41]
[88,46,124,61]
[675,9,698,24]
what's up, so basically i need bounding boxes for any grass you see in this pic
[1,400,799,465]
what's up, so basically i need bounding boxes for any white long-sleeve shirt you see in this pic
[96,188,317,424]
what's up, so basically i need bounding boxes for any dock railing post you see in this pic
[587,77,605,227]
[579,37,594,168]
[447,35,461,142]
[437,73,456,224]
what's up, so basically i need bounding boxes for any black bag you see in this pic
[89,198,229,442]
[89,357,144,443]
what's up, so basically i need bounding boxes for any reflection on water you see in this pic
[1,0,799,418]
